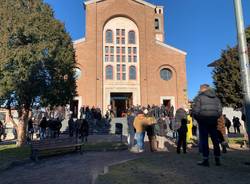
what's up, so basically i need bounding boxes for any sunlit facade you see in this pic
[73,0,188,117]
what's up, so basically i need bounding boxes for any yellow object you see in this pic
[187,115,193,142]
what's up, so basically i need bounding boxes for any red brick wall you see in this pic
[74,0,188,109]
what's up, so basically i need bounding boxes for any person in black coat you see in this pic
[174,107,187,139]
[80,106,85,119]
[68,117,75,137]
[0,121,4,142]
[192,84,222,167]
[27,118,34,141]
[145,124,157,152]
[224,115,231,133]
[233,117,241,134]
[145,110,158,152]
[39,117,47,139]
[177,119,188,154]
[79,119,89,142]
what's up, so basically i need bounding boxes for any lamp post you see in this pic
[233,0,250,146]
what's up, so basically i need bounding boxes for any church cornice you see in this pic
[73,38,86,45]
[84,0,156,9]
[156,40,187,56]
[132,0,156,9]
[84,0,104,6]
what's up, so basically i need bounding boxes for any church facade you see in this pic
[73,0,188,117]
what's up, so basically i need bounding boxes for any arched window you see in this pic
[106,30,113,43]
[106,65,113,80]
[129,66,136,80]
[160,68,172,81]
[128,31,136,44]
[155,18,160,30]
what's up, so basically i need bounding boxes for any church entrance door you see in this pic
[110,93,133,117]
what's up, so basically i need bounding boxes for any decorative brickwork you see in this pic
[74,0,187,114]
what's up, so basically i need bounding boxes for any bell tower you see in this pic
[154,6,164,42]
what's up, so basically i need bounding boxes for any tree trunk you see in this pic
[16,108,29,147]
[7,108,18,128]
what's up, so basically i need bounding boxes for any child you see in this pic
[217,115,228,153]
[177,119,188,154]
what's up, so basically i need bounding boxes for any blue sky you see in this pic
[44,0,250,100]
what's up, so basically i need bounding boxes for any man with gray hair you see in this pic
[192,84,222,166]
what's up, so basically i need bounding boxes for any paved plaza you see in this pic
[0,142,250,184]
[0,150,139,184]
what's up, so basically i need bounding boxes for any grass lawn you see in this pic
[0,144,30,171]
[205,136,246,147]
[228,137,246,145]
[97,156,167,184]
[96,153,203,184]
[96,149,250,184]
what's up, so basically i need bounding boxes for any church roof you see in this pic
[156,40,187,56]
[73,38,86,45]
[84,0,156,9]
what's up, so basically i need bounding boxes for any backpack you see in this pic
[198,96,222,119]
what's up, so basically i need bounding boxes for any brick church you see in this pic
[73,0,188,117]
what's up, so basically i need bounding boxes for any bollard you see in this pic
[115,123,123,142]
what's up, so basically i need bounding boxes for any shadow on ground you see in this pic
[1,138,250,184]
[96,147,250,184]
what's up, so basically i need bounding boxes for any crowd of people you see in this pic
[0,105,110,143]
[63,105,116,143]
[26,117,63,141]
[0,84,245,168]
[80,106,102,121]
[124,84,245,167]
[125,104,191,154]
[225,116,242,134]
[124,104,188,152]
[68,117,89,142]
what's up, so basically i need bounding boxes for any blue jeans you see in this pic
[40,128,46,140]
[198,125,203,153]
[136,132,145,150]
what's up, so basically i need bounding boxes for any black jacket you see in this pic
[146,125,155,137]
[40,118,47,129]
[192,89,222,121]
[177,120,188,135]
